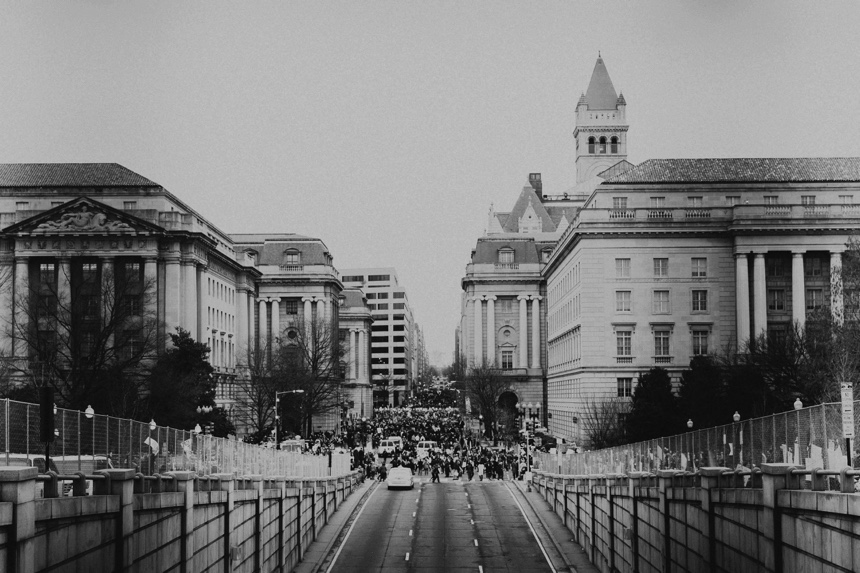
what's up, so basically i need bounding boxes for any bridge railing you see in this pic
[0,398,349,478]
[535,401,857,476]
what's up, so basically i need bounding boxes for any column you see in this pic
[358,329,366,383]
[791,252,806,329]
[316,299,326,328]
[303,297,313,322]
[753,253,767,339]
[486,296,496,366]
[259,299,268,343]
[237,288,248,354]
[164,255,182,338]
[196,264,204,341]
[831,251,844,325]
[0,258,13,355]
[735,254,750,347]
[183,261,197,339]
[531,295,541,369]
[348,330,356,379]
[13,257,29,358]
[518,295,529,368]
[271,298,280,340]
[473,296,483,365]
[57,258,71,346]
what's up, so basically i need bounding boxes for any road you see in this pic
[325,476,557,572]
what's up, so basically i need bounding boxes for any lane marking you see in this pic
[413,511,416,517]
[325,483,380,573]
[479,567,484,573]
[470,519,474,525]
[503,483,557,573]
[406,552,410,561]
[474,539,479,547]
[409,529,413,536]
[416,498,419,503]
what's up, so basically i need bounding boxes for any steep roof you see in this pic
[471,237,541,265]
[341,288,368,309]
[0,163,158,187]
[584,57,618,111]
[605,158,860,184]
[232,236,332,265]
[501,185,555,233]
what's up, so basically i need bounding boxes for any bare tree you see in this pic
[270,317,345,437]
[5,260,159,417]
[230,343,279,442]
[581,396,629,449]
[464,361,509,441]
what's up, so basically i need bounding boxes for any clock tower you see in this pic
[574,56,629,183]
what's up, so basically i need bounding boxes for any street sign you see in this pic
[841,383,855,439]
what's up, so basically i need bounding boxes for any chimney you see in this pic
[529,173,542,200]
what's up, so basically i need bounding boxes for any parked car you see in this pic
[386,467,414,490]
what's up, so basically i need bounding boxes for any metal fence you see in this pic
[535,401,858,477]
[0,399,350,477]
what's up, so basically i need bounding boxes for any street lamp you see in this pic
[687,419,693,429]
[275,390,305,449]
[794,398,803,411]
[732,411,741,468]
[148,419,157,475]
[85,405,95,458]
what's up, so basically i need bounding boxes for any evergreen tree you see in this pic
[625,367,681,441]
[677,356,728,430]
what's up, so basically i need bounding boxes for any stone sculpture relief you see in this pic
[35,205,134,232]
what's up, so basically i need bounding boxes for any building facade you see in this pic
[340,268,418,407]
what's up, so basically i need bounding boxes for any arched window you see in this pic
[283,249,301,265]
[599,136,607,154]
[610,136,618,154]
[588,136,595,154]
[498,248,515,265]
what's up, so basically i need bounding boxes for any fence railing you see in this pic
[0,399,350,477]
[535,401,858,477]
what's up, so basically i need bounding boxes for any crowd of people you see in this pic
[341,407,536,482]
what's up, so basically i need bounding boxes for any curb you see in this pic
[510,479,577,573]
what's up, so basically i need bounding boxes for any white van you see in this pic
[416,441,439,459]
[378,436,403,455]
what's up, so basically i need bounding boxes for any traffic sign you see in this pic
[841,383,855,439]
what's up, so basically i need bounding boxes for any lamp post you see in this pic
[732,411,741,468]
[148,418,157,475]
[85,405,95,458]
[275,390,305,449]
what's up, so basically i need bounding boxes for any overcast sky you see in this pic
[1,1,859,366]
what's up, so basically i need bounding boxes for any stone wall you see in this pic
[0,466,362,573]
[531,463,860,573]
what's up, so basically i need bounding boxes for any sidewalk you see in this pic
[509,479,600,573]
[292,477,378,573]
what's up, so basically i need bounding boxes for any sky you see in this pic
[1,1,859,366]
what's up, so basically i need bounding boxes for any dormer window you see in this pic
[498,248,515,264]
[245,250,258,264]
[283,250,301,265]
[541,249,552,263]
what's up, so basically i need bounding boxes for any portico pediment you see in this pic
[5,197,162,236]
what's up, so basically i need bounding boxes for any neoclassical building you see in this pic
[0,163,373,433]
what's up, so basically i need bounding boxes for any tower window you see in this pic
[599,136,607,154]
[588,136,595,154]
[610,136,618,154]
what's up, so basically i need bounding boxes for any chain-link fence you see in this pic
[0,399,350,477]
[535,401,858,476]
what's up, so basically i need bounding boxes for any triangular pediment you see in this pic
[5,197,163,236]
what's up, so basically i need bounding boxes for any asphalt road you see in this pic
[326,476,557,572]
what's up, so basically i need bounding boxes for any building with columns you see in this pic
[0,163,374,435]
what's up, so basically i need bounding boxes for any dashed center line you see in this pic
[409,529,413,536]
[412,511,416,517]
[474,539,479,546]
[405,552,410,561]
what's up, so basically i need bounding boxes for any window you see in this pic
[365,293,376,299]
[767,289,785,311]
[501,350,514,370]
[616,258,631,278]
[766,257,786,277]
[692,258,707,278]
[692,330,709,355]
[616,331,632,356]
[768,325,787,346]
[840,195,854,204]
[764,196,778,205]
[371,324,388,332]
[654,258,668,277]
[688,196,703,208]
[692,290,708,312]
[393,303,405,309]
[342,275,364,282]
[376,303,388,310]
[806,289,823,310]
[368,274,390,282]
[499,299,513,313]
[588,136,595,154]
[37,330,56,361]
[499,249,515,264]
[652,290,669,313]
[650,197,666,208]
[612,197,628,210]
[284,300,298,314]
[371,336,388,343]
[393,336,405,342]
[15,201,29,211]
[123,330,142,360]
[805,257,823,277]
[82,294,100,319]
[377,292,389,299]
[392,324,405,331]
[39,263,56,287]
[124,262,141,284]
[123,201,137,210]
[726,196,740,206]
[801,196,815,205]
[616,291,631,312]
[393,292,405,299]
[283,251,300,265]
[610,136,618,154]
[81,262,98,285]
[393,314,405,320]
[654,331,670,356]
[598,136,607,153]
[542,249,552,263]
[617,377,633,398]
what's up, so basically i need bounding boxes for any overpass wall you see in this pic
[532,464,860,573]
[0,466,363,573]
